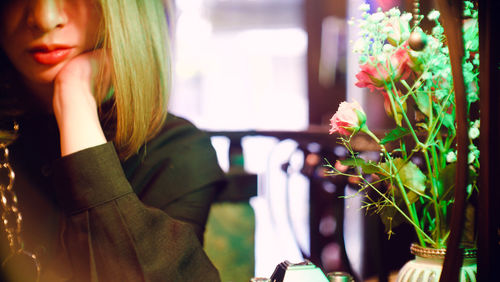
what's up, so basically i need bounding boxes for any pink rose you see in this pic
[376,0,400,11]
[382,90,406,123]
[355,47,413,92]
[405,41,426,73]
[386,17,411,46]
[329,101,367,135]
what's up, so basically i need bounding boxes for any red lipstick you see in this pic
[29,46,73,65]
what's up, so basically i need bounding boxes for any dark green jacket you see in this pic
[0,113,224,282]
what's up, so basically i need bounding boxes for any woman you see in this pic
[0,0,224,281]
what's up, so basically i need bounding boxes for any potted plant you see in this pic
[326,2,479,281]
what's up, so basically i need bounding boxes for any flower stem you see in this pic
[363,127,431,246]
[365,176,435,245]
[422,146,441,244]
[388,81,422,146]
[393,173,429,246]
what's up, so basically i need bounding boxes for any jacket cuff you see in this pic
[51,142,133,214]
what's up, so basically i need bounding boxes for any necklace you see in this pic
[0,121,41,282]
[408,0,428,51]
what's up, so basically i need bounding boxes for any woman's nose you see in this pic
[27,0,67,32]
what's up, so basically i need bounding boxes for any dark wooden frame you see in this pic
[477,0,500,280]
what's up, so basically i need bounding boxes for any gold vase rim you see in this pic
[410,243,477,259]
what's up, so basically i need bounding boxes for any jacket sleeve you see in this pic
[51,143,221,282]
[122,114,226,243]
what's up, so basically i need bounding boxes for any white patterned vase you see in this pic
[396,244,477,282]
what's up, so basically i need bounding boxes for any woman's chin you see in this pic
[23,66,62,85]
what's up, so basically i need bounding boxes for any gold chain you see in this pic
[0,122,41,281]
[413,0,421,26]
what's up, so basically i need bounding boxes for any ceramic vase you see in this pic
[396,244,477,282]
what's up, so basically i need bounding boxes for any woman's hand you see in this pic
[53,50,109,157]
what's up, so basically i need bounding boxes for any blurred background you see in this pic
[166,0,436,281]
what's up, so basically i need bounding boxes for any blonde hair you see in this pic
[96,0,171,159]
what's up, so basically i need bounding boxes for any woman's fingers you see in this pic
[53,49,109,156]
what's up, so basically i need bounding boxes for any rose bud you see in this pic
[329,101,367,135]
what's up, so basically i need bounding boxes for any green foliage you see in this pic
[380,158,427,203]
[380,126,411,145]
[379,198,407,233]
[415,91,432,118]
[437,163,456,201]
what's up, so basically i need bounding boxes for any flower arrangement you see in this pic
[326,2,479,249]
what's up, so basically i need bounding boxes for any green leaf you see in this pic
[380,126,411,145]
[434,103,456,133]
[379,200,407,233]
[415,90,432,117]
[442,112,456,132]
[380,158,427,203]
[438,163,478,200]
[340,158,381,174]
[437,163,456,200]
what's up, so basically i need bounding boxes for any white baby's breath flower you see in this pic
[382,26,392,34]
[468,151,476,164]
[465,41,474,51]
[387,7,401,17]
[472,120,480,128]
[468,144,480,164]
[446,151,457,163]
[427,10,441,21]
[434,89,447,100]
[359,3,370,12]
[426,36,441,50]
[401,13,413,23]
[353,38,366,53]
[401,30,411,42]
[383,44,394,53]
[370,12,385,23]
[432,25,444,36]
[469,127,480,140]
[374,38,384,47]
[376,54,386,63]
[421,72,432,80]
[473,53,480,65]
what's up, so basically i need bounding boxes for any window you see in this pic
[170,0,308,131]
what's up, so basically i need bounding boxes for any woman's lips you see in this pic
[30,48,72,65]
